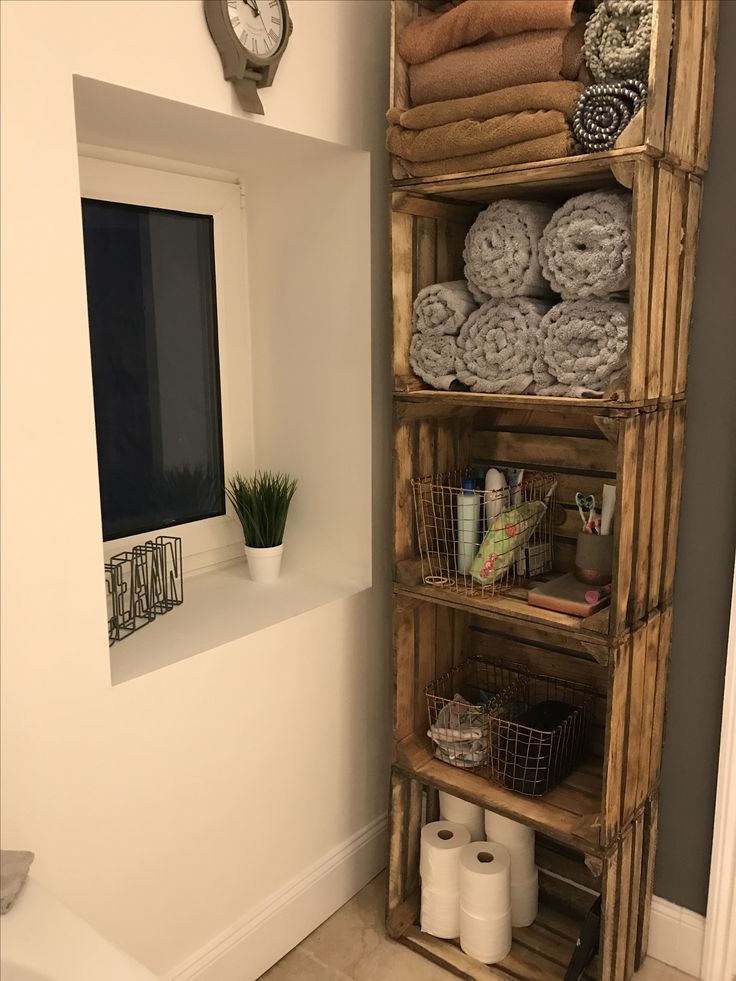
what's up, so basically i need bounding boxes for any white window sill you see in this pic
[109,556,370,686]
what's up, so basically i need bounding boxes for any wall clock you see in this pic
[204,0,293,115]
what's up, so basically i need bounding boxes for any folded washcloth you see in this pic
[398,0,578,66]
[409,22,587,106]
[387,80,585,130]
[539,299,629,393]
[387,110,569,163]
[464,200,555,301]
[393,130,575,179]
[540,190,632,298]
[1,850,34,914]
[584,0,653,84]
[412,281,477,336]
[573,80,647,153]
[456,297,551,394]
[410,332,461,390]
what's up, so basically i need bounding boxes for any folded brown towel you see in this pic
[399,0,577,65]
[387,80,585,130]
[387,110,569,162]
[409,21,587,106]
[1,850,34,914]
[394,130,575,178]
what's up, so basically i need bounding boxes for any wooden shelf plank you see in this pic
[395,734,604,855]
[394,390,647,415]
[390,147,655,202]
[397,900,597,981]
[394,582,613,653]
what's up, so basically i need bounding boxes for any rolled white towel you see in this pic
[463,200,555,302]
[540,190,632,299]
[413,280,477,337]
[456,298,550,394]
[540,298,629,393]
[410,333,460,390]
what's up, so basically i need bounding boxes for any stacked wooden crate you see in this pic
[387,2,719,978]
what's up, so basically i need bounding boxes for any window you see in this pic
[82,199,225,541]
[79,155,252,570]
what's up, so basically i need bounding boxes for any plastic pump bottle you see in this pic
[457,479,480,575]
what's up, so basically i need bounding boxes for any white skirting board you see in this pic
[648,896,706,978]
[164,812,388,981]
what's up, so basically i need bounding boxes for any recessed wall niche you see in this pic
[73,76,372,681]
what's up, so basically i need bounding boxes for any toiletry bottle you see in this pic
[457,479,480,575]
[484,468,507,530]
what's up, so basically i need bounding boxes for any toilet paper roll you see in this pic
[484,810,536,882]
[421,886,461,939]
[510,867,539,928]
[440,791,485,841]
[420,821,472,892]
[459,841,511,917]
[459,906,512,964]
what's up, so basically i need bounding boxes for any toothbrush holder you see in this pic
[574,532,613,587]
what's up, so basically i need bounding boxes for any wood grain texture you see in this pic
[394,601,417,744]
[646,0,674,151]
[675,178,703,394]
[629,161,655,402]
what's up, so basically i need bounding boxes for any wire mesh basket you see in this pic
[489,667,593,797]
[425,658,525,772]
[412,469,557,598]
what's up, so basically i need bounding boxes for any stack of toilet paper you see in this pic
[484,810,539,928]
[419,793,539,965]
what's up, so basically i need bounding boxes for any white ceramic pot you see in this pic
[245,543,284,583]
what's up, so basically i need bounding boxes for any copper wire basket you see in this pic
[412,469,557,598]
[425,659,524,772]
[489,667,593,797]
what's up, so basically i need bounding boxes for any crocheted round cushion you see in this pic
[539,190,632,299]
[584,0,653,84]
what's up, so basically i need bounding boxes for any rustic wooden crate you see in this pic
[393,599,669,852]
[390,0,718,181]
[387,766,647,980]
[394,402,685,644]
[392,156,702,406]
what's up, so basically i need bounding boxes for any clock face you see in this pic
[226,0,285,59]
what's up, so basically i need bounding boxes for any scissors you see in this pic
[576,493,596,530]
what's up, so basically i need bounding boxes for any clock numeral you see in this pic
[227,0,237,6]
[273,16,281,27]
[268,28,278,41]
[253,37,259,53]
[240,29,249,44]
[269,0,278,6]
[231,15,240,26]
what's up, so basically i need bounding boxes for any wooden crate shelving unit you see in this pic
[387,1,719,978]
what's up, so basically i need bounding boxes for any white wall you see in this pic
[0,1,391,976]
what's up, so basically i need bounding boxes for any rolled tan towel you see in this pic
[395,130,575,178]
[399,0,577,66]
[409,21,587,106]
[387,81,584,130]
[387,110,569,162]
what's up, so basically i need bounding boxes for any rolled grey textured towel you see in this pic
[1,850,34,914]
[463,200,555,302]
[410,332,460,390]
[539,299,629,393]
[573,80,647,153]
[540,190,632,298]
[412,280,477,337]
[584,0,653,84]
[456,297,550,394]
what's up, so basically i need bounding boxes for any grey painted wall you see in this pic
[655,1,736,915]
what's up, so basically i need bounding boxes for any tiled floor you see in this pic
[260,872,694,981]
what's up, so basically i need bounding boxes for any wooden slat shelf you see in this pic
[394,390,652,414]
[395,580,612,649]
[395,735,604,855]
[392,146,653,200]
[388,769,650,980]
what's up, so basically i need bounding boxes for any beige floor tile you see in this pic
[259,947,350,981]
[261,870,694,981]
